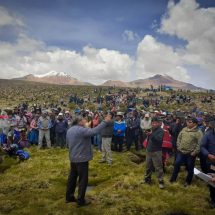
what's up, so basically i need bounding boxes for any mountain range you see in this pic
[13,72,204,90]
[13,71,92,86]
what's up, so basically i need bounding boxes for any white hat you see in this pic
[145,113,150,118]
[65,111,70,114]
[58,113,63,116]
[116,112,124,117]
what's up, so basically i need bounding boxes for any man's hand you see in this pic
[208,154,215,162]
[145,130,152,136]
[211,176,215,184]
[117,130,121,134]
[191,152,197,157]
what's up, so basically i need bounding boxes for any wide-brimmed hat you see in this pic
[116,112,124,117]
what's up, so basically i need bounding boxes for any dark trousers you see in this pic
[66,162,88,203]
[170,151,196,184]
[205,164,215,203]
[126,130,139,150]
[113,136,123,152]
[56,133,66,148]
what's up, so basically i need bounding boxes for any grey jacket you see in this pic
[100,120,114,137]
[67,121,107,163]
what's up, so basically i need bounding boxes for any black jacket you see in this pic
[146,127,164,152]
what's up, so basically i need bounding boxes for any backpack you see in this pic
[16,150,30,160]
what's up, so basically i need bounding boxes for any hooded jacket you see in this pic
[177,126,203,155]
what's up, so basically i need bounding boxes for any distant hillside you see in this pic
[101,74,204,90]
[13,71,92,86]
[101,80,133,88]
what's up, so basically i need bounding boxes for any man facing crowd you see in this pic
[66,114,111,207]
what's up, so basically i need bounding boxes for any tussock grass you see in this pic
[0,147,214,215]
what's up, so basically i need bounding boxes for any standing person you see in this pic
[38,111,52,149]
[49,111,56,147]
[55,113,68,148]
[140,113,152,147]
[126,111,140,151]
[113,112,126,152]
[170,117,203,186]
[66,114,111,207]
[201,121,215,208]
[99,112,114,164]
[28,113,40,145]
[92,112,102,151]
[169,116,186,154]
[144,117,165,189]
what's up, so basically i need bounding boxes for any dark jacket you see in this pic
[66,121,107,163]
[146,127,164,152]
[55,119,68,134]
[101,120,114,137]
[201,129,215,165]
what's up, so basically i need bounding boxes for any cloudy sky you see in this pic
[0,0,214,89]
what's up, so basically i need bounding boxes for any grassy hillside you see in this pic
[0,147,214,215]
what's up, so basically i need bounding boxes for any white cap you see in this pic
[145,113,150,118]
[58,113,63,116]
[116,112,124,117]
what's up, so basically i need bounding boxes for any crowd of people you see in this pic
[0,93,215,208]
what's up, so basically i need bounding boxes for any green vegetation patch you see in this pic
[0,147,214,215]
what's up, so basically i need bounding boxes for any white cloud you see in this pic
[0,3,215,88]
[135,35,190,82]
[0,6,24,27]
[159,0,215,82]
[0,34,133,84]
[122,30,139,41]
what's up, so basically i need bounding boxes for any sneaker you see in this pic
[159,183,165,189]
[142,179,152,185]
[184,182,190,188]
[77,200,91,207]
[66,196,77,203]
[108,161,112,165]
[169,179,176,183]
[209,200,215,209]
[98,160,106,163]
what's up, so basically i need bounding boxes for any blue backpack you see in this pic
[16,150,30,160]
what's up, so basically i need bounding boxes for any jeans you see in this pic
[170,151,196,184]
[66,162,88,203]
[93,134,102,151]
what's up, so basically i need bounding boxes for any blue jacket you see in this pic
[38,116,52,130]
[201,129,215,165]
[113,120,126,137]
[0,133,7,145]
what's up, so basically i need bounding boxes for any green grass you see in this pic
[0,147,214,215]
